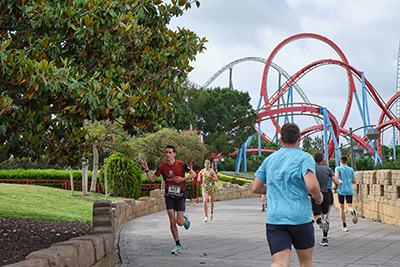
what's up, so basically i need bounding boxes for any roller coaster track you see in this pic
[202,57,310,106]
[199,33,400,166]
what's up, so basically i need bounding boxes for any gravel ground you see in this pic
[0,216,93,266]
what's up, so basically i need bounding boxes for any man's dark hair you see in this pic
[166,145,176,153]
[314,152,324,163]
[281,123,300,145]
[340,156,348,164]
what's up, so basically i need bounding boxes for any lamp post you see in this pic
[213,156,219,173]
[211,153,224,173]
[348,125,380,171]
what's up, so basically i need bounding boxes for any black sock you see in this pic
[323,230,328,237]
[176,240,181,247]
[343,222,347,228]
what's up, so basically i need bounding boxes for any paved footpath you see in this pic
[115,198,400,267]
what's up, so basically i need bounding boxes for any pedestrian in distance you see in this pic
[313,152,343,246]
[322,158,335,223]
[252,123,323,267]
[335,156,358,232]
[261,194,267,211]
[197,159,219,222]
[139,145,196,254]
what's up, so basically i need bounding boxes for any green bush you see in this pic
[0,169,89,182]
[0,169,91,190]
[217,175,247,186]
[98,153,142,199]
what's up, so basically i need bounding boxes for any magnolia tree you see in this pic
[0,0,206,167]
[130,128,208,168]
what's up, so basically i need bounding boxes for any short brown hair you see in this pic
[314,152,324,163]
[281,123,300,145]
[340,156,348,164]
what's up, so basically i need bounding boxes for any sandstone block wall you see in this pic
[6,183,257,267]
[333,169,400,227]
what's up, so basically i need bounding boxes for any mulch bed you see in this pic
[0,216,93,266]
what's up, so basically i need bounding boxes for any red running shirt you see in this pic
[155,160,191,191]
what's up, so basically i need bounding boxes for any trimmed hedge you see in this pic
[0,169,92,191]
[0,169,90,182]
[217,172,253,186]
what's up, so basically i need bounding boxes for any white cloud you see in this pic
[169,0,400,145]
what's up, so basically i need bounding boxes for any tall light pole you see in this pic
[211,153,224,173]
[348,125,380,171]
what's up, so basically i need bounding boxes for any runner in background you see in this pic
[198,159,219,222]
[140,145,196,254]
[261,194,267,211]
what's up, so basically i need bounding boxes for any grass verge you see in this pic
[0,183,122,222]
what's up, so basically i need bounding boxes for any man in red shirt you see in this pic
[140,145,196,254]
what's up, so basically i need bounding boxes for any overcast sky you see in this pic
[170,0,400,147]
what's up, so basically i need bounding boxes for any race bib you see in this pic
[204,182,212,188]
[168,185,181,195]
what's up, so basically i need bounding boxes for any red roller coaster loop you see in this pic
[260,33,356,127]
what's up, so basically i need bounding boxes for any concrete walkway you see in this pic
[115,198,400,267]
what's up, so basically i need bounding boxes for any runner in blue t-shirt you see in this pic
[335,156,358,232]
[252,123,323,267]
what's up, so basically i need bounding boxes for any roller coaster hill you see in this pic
[199,33,400,172]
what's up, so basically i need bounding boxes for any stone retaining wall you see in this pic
[333,169,400,227]
[6,182,257,267]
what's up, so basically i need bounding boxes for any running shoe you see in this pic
[183,214,191,230]
[342,226,349,232]
[210,214,214,220]
[204,216,208,222]
[320,238,329,246]
[261,204,265,211]
[171,245,181,254]
[351,210,358,224]
[321,215,329,233]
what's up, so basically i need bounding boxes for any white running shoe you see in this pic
[204,216,208,222]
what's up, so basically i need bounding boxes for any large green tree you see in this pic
[189,87,258,156]
[0,0,206,167]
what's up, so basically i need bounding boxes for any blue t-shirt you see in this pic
[334,165,355,196]
[254,147,315,225]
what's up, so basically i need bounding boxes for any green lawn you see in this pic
[0,183,122,222]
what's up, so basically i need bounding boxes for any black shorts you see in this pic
[311,191,330,215]
[266,221,314,255]
[338,194,353,204]
[165,193,186,212]
[327,189,334,206]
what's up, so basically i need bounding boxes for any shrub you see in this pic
[98,153,142,199]
[217,172,252,186]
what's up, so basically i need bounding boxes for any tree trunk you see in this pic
[90,144,99,192]
[104,158,108,200]
[69,167,74,196]
[82,160,88,196]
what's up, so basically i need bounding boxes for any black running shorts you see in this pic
[266,221,314,255]
[165,194,186,212]
[338,194,353,204]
